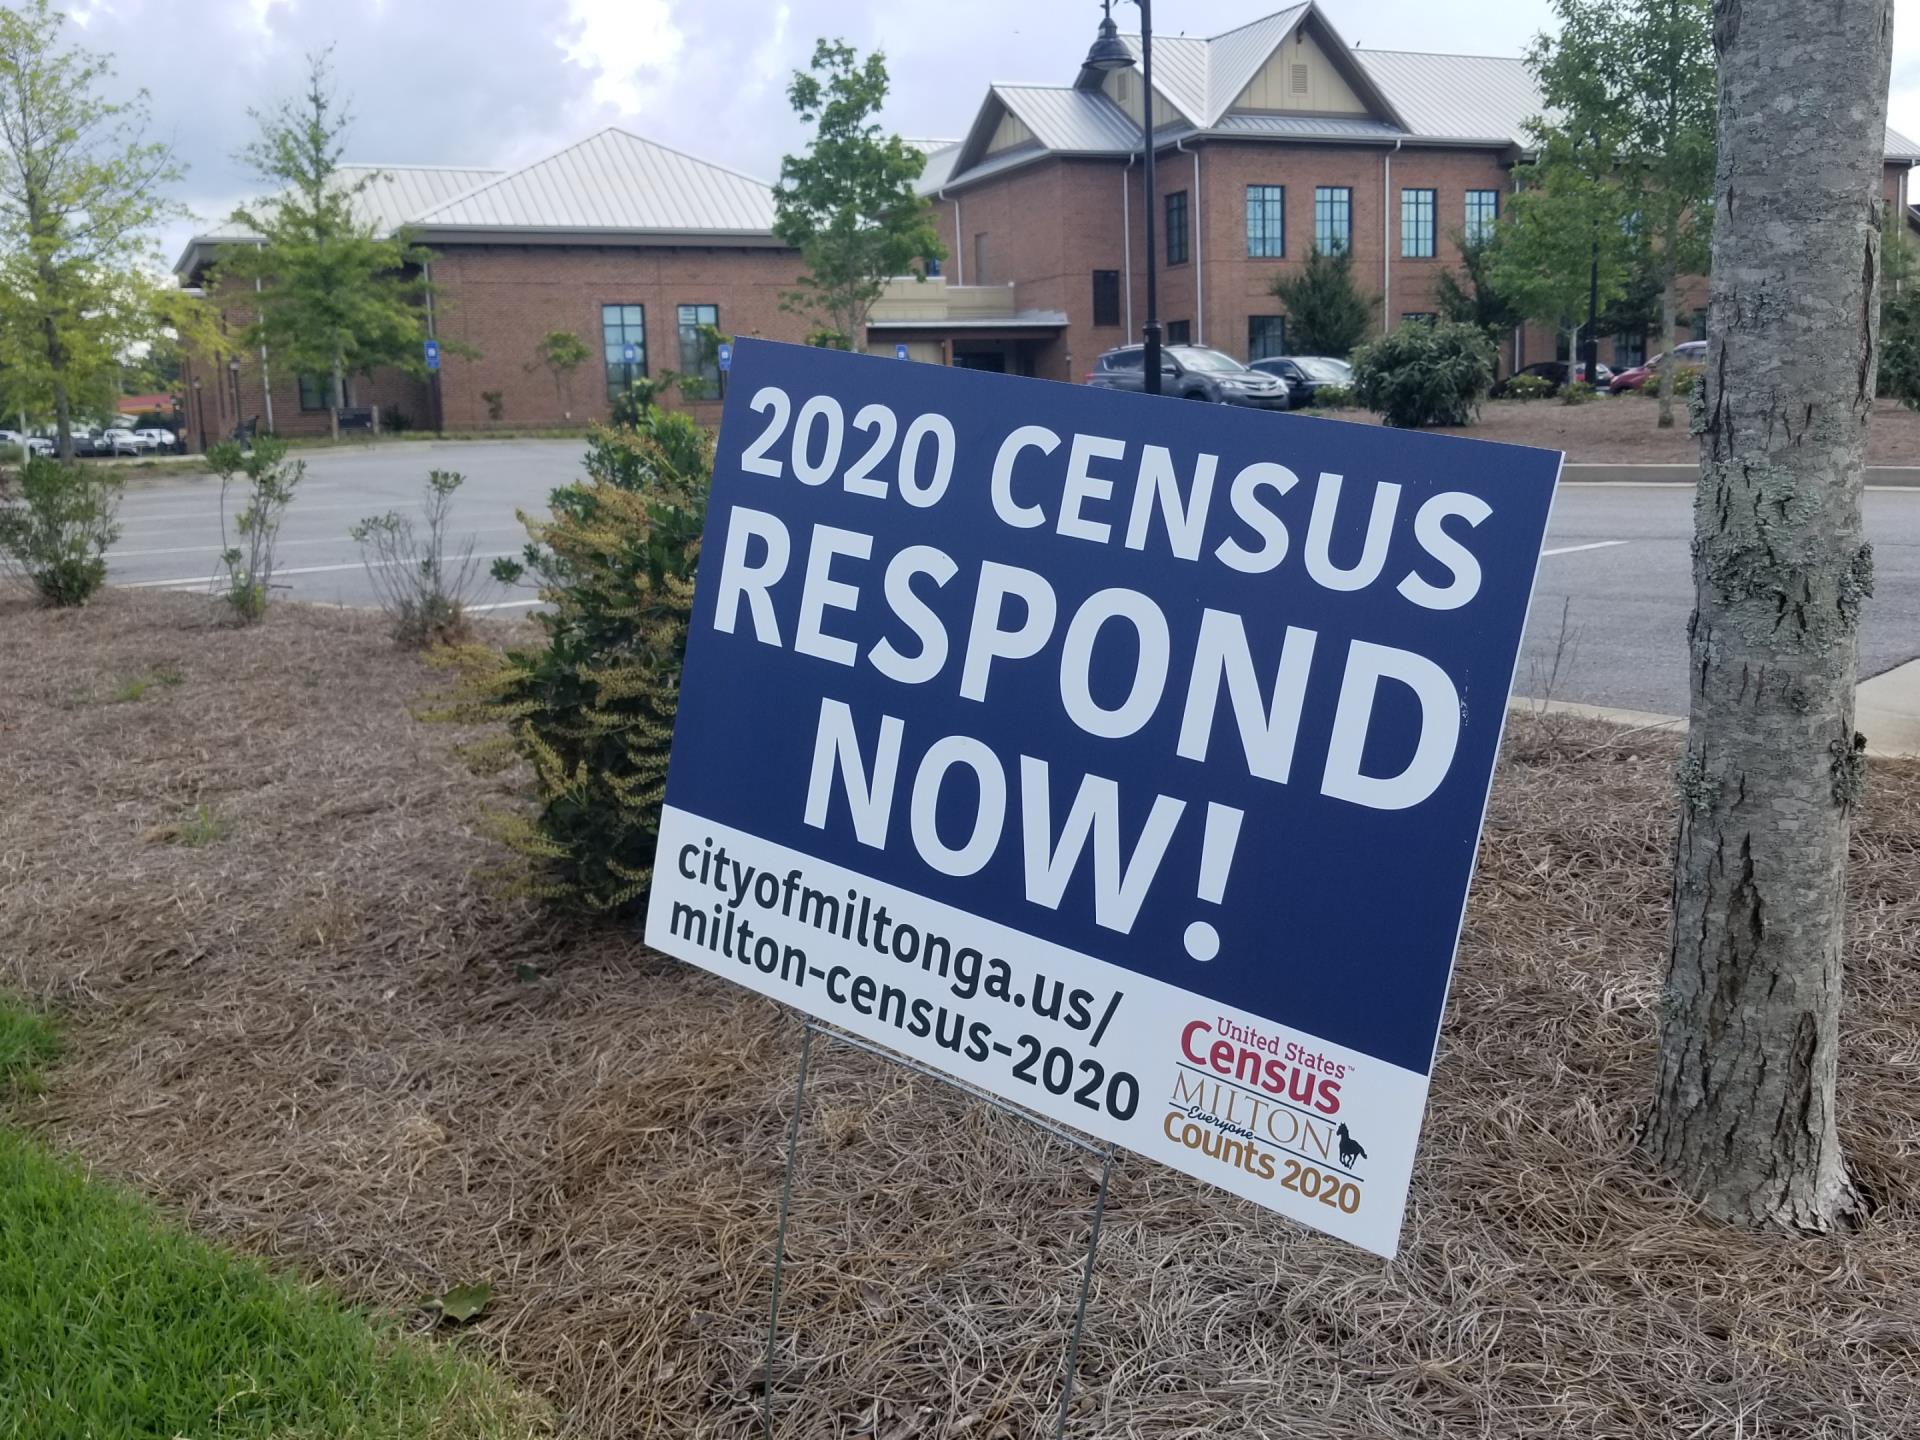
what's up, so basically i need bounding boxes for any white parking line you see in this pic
[469,599,546,612]
[109,526,527,560]
[1540,540,1630,557]
[118,550,521,590]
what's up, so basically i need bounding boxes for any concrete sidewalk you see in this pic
[1517,657,1920,759]
[1562,463,1920,487]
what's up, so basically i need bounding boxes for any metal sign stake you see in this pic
[758,1019,1117,1439]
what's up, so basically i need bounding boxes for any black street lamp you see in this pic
[1085,0,1161,395]
[227,356,243,435]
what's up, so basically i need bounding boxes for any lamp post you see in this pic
[227,356,243,435]
[1084,0,1161,395]
[191,376,203,453]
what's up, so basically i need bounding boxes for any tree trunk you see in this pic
[1644,0,1892,1231]
[329,350,344,443]
[1655,265,1679,429]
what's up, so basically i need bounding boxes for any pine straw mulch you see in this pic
[1,588,1917,1440]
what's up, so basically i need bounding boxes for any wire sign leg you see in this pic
[1055,1143,1116,1440]
[762,1022,814,1439]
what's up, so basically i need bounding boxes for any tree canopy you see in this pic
[0,0,204,453]
[217,52,435,436]
[774,39,944,350]
[1268,246,1377,359]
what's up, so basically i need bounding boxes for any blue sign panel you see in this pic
[423,339,440,372]
[622,343,637,365]
[718,342,733,372]
[646,339,1559,1254]
[895,342,911,360]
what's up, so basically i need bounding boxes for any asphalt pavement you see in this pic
[105,440,1920,720]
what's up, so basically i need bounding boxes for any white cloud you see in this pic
[565,0,686,112]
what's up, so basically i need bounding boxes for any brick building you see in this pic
[907,0,1920,381]
[176,5,1920,439]
[175,129,810,446]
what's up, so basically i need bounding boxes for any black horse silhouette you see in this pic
[1336,1123,1368,1170]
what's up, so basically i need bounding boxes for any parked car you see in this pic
[99,428,145,456]
[1492,359,1616,397]
[1087,344,1291,408]
[1608,341,1707,394]
[135,427,178,452]
[1248,355,1354,406]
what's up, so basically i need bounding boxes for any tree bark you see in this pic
[330,348,344,443]
[1644,0,1892,1231]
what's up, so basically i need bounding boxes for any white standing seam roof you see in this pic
[993,85,1143,155]
[1122,5,1310,129]
[198,164,505,245]
[1887,125,1920,162]
[1351,50,1543,144]
[412,128,776,234]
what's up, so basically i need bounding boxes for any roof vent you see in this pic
[1290,63,1309,95]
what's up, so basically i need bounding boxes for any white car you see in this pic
[0,429,52,457]
[135,427,177,452]
[99,429,144,456]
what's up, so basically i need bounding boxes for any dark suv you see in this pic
[1087,344,1291,409]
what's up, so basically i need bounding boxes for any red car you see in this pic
[1609,340,1707,393]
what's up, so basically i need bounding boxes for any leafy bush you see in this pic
[439,404,710,914]
[384,410,414,434]
[1560,380,1596,406]
[351,470,486,647]
[1637,364,1700,398]
[209,438,302,624]
[1350,320,1495,428]
[1502,374,1555,401]
[481,390,505,422]
[0,457,122,606]
[1309,384,1356,409]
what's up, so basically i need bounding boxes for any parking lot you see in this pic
[104,439,1920,717]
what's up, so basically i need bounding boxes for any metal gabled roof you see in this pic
[994,85,1141,155]
[1207,113,1409,143]
[412,128,776,235]
[1888,125,1920,162]
[1350,49,1540,144]
[1196,5,1311,124]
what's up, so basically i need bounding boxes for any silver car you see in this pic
[1088,344,1292,409]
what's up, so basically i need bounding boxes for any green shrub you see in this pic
[1350,319,1494,428]
[1309,384,1356,409]
[209,438,302,624]
[1502,374,1555,402]
[0,457,122,606]
[1560,380,1596,406]
[440,404,710,915]
[352,470,484,648]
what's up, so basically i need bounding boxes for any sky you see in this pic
[58,0,1920,269]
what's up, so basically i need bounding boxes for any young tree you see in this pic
[1643,0,1892,1232]
[219,52,434,441]
[1529,0,1715,427]
[530,329,590,419]
[1489,146,1630,385]
[1433,233,1523,358]
[1268,246,1378,358]
[775,39,943,351]
[0,0,200,457]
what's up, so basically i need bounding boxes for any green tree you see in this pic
[1267,245,1377,358]
[529,329,590,419]
[0,0,203,457]
[1433,232,1523,357]
[1489,142,1631,388]
[218,52,435,441]
[1528,0,1715,427]
[775,39,944,351]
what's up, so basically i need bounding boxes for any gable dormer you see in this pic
[1097,66,1189,130]
[1230,23,1369,115]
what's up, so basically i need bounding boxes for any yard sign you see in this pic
[645,339,1560,1256]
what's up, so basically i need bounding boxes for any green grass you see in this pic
[0,998,540,1440]
[109,662,186,705]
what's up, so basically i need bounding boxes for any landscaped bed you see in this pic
[2,588,1916,1438]
[1318,394,1920,464]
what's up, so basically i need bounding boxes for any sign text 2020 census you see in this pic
[645,339,1560,1257]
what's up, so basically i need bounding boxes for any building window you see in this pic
[1614,331,1647,368]
[1248,315,1286,361]
[1690,309,1709,342]
[973,232,989,284]
[677,303,721,395]
[1166,190,1189,265]
[1464,189,1500,244]
[1400,312,1436,325]
[602,303,646,401]
[1314,186,1352,254]
[1092,270,1121,328]
[1401,188,1436,258]
[1246,185,1285,258]
[297,374,328,412]
[1166,319,1191,345]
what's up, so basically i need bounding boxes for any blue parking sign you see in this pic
[622,343,637,365]
[645,339,1560,1256]
[423,339,440,372]
[895,342,910,360]
[718,342,733,372]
